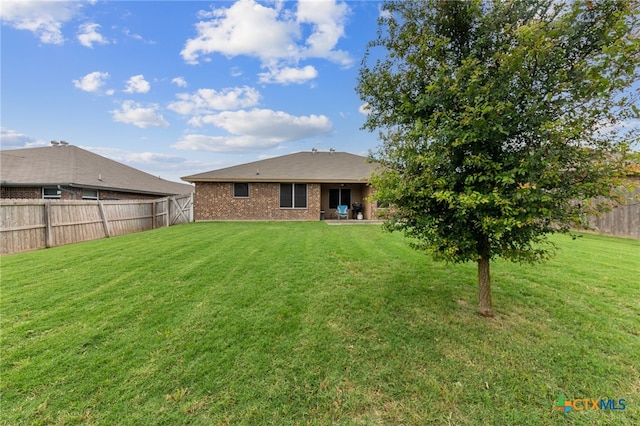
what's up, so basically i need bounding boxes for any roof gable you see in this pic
[0,145,193,196]
[182,151,379,183]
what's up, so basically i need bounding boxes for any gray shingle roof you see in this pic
[181,151,380,183]
[1,145,193,196]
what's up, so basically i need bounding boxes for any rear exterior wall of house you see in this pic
[194,182,321,220]
[1,187,41,199]
[1,186,162,200]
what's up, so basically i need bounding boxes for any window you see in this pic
[82,189,98,200]
[43,187,61,199]
[233,183,249,198]
[294,184,307,208]
[280,183,307,208]
[329,188,351,209]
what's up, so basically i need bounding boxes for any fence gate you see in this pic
[168,193,193,225]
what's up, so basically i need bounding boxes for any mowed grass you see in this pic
[1,222,638,425]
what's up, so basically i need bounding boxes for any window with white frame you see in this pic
[43,187,61,199]
[233,183,249,198]
[279,183,307,208]
[82,189,99,200]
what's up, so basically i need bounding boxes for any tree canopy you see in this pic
[357,0,639,316]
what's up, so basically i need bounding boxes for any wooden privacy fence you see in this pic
[0,194,193,255]
[587,186,640,240]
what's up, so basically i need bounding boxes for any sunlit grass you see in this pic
[1,222,638,425]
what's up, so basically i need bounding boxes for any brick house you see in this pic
[1,144,193,200]
[181,150,381,221]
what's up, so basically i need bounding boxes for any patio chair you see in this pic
[336,205,348,220]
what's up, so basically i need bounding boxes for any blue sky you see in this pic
[2,1,638,184]
[1,0,383,182]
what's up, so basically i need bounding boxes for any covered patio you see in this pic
[319,183,377,221]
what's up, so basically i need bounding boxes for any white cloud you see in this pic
[122,152,185,165]
[358,103,371,115]
[596,119,640,136]
[168,86,260,116]
[171,77,188,88]
[0,0,83,44]
[180,0,352,83]
[258,65,318,85]
[195,109,332,140]
[85,146,204,183]
[594,118,640,149]
[124,74,151,94]
[168,87,331,153]
[181,0,297,64]
[296,0,352,66]
[174,108,332,152]
[111,101,169,128]
[172,134,280,152]
[73,71,110,93]
[121,27,155,44]
[378,4,392,20]
[0,128,46,149]
[85,146,184,165]
[77,22,108,48]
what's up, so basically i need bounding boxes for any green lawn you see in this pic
[1,222,638,425]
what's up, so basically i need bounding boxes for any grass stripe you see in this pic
[1,222,638,425]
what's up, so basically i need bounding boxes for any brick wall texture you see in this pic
[1,186,161,200]
[1,187,41,199]
[195,182,322,221]
[193,182,381,221]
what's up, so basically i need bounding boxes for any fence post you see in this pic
[151,200,157,229]
[190,193,194,222]
[44,200,53,248]
[97,201,111,237]
[165,198,169,227]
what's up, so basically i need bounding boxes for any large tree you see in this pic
[357,0,639,317]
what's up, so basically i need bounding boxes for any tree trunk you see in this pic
[478,255,494,317]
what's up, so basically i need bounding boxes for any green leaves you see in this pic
[358,0,637,266]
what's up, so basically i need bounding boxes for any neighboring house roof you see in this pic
[0,145,193,196]
[182,151,380,184]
